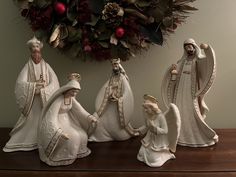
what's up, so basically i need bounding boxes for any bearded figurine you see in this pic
[162,38,218,147]
[89,58,140,142]
[137,94,181,167]
[3,36,59,152]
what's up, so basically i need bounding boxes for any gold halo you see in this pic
[143,94,158,104]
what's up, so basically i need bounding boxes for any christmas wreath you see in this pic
[15,0,197,61]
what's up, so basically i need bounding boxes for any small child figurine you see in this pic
[137,94,181,167]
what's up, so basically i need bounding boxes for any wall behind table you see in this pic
[0,0,235,128]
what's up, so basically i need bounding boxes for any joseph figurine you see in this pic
[162,38,218,147]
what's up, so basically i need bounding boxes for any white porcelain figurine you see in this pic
[89,58,140,142]
[38,73,97,166]
[137,94,181,167]
[3,36,59,152]
[162,38,218,147]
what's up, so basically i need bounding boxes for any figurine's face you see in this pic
[30,43,42,64]
[65,89,80,97]
[143,100,159,116]
[184,44,196,57]
[112,62,120,74]
[31,43,41,53]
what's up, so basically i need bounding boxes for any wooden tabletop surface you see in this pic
[0,128,236,176]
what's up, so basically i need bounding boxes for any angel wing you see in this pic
[164,103,181,152]
[195,45,216,97]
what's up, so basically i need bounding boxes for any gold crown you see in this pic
[68,73,81,82]
[111,58,120,64]
[143,94,158,104]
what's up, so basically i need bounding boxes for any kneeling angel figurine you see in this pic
[38,73,97,166]
[137,95,181,167]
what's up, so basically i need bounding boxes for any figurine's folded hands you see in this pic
[35,81,45,94]
[36,80,45,89]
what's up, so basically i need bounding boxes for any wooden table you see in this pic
[0,128,236,177]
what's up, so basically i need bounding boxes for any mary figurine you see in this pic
[38,73,97,166]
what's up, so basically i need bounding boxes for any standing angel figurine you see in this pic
[162,38,218,147]
[89,58,140,142]
[3,36,59,152]
[137,95,181,167]
[38,73,97,166]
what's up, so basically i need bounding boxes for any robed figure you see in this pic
[38,73,97,166]
[137,95,181,167]
[3,37,59,152]
[162,38,218,147]
[89,58,139,142]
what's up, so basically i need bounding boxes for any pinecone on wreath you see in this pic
[102,2,124,28]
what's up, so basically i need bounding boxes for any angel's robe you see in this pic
[141,112,169,151]
[3,59,59,152]
[162,45,218,147]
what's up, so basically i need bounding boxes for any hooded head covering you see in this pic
[111,58,129,80]
[180,38,204,61]
[41,73,81,119]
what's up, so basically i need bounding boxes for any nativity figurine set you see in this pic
[3,36,218,167]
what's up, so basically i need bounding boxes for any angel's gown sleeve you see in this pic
[151,114,168,135]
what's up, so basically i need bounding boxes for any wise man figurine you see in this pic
[162,38,218,147]
[137,94,181,167]
[89,58,140,142]
[3,36,59,152]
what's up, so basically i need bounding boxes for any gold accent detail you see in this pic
[64,97,72,105]
[183,71,191,74]
[68,73,81,82]
[111,58,120,64]
[143,94,158,104]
